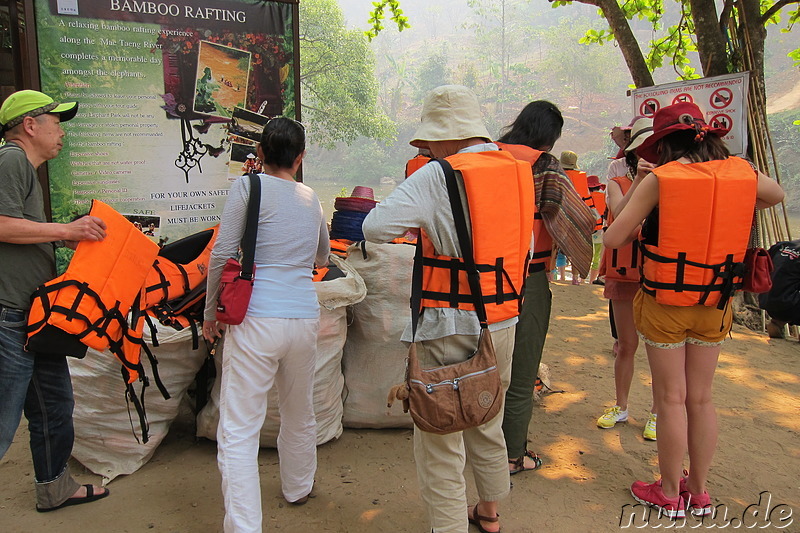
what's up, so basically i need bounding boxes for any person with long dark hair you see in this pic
[203,117,330,532]
[605,103,783,518]
[495,101,595,475]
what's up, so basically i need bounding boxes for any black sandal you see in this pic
[36,484,110,513]
[508,450,543,476]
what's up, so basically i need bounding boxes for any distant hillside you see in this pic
[307,0,799,203]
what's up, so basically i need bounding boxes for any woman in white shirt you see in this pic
[203,117,330,533]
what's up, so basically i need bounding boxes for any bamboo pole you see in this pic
[728,3,796,335]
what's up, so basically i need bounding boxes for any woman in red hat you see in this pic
[605,102,783,518]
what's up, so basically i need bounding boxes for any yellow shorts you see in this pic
[633,290,732,349]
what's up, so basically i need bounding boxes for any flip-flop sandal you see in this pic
[508,450,543,476]
[468,504,500,533]
[37,484,110,513]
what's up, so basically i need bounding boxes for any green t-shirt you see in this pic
[0,142,56,310]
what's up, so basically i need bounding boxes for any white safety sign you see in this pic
[631,72,750,157]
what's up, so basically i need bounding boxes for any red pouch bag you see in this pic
[743,247,773,294]
[215,173,261,325]
[216,259,256,325]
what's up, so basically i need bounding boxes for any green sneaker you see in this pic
[643,412,657,441]
[597,405,628,428]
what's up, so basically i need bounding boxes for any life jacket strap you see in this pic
[129,295,170,400]
[419,290,520,307]
[641,247,744,309]
[419,255,518,308]
[122,368,149,444]
[145,260,171,301]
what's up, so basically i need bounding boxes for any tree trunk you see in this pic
[688,0,730,76]
[572,0,655,87]
[740,0,768,101]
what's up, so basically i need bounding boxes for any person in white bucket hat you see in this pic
[363,85,535,533]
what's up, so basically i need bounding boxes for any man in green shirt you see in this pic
[0,90,108,512]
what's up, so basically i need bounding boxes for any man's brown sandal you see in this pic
[468,504,500,533]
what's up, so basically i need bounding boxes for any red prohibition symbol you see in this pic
[710,88,733,109]
[709,113,733,133]
[672,93,693,104]
[640,98,660,116]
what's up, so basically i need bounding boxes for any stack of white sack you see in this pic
[70,323,208,482]
[342,241,415,429]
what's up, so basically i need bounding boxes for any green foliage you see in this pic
[365,0,411,41]
[300,0,396,148]
[539,17,630,113]
[579,27,612,44]
[790,47,800,67]
[56,248,74,276]
[767,110,800,211]
[414,51,450,100]
[561,0,798,81]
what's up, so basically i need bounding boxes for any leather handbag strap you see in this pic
[240,172,261,281]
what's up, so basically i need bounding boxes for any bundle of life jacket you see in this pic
[26,200,218,443]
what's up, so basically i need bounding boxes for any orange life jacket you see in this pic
[330,239,352,259]
[591,189,606,232]
[312,265,346,282]
[494,142,551,273]
[27,200,162,442]
[640,157,757,308]
[603,176,642,282]
[417,151,534,324]
[406,155,431,177]
[144,225,218,334]
[565,169,593,210]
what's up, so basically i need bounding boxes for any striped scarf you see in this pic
[533,153,595,278]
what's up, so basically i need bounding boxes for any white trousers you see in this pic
[217,316,319,533]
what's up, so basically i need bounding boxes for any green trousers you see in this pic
[502,270,552,458]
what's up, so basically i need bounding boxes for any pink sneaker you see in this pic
[630,480,686,519]
[680,475,712,516]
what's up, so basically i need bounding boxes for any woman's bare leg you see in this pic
[611,299,639,411]
[683,343,721,495]
[646,343,687,498]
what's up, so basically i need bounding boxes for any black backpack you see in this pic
[758,240,800,325]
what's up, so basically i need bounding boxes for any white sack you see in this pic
[195,255,365,447]
[70,323,208,482]
[342,241,415,429]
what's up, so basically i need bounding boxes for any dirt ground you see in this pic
[1,281,798,532]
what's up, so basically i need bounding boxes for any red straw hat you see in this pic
[334,186,378,213]
[587,175,604,190]
[349,186,376,200]
[635,102,729,163]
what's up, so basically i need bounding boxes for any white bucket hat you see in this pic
[624,117,654,154]
[560,150,579,170]
[410,85,491,149]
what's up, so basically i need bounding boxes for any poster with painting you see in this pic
[193,41,251,118]
[33,0,297,242]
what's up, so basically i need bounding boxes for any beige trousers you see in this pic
[412,325,515,533]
